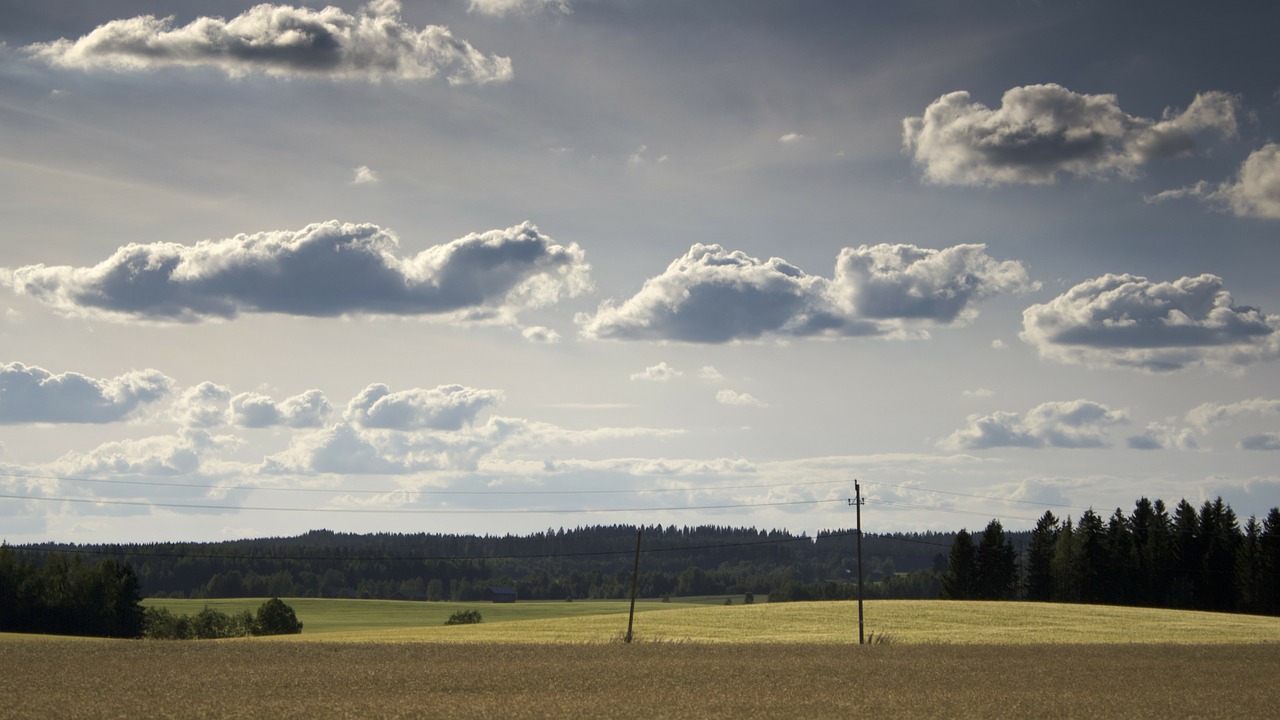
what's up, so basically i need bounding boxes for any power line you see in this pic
[0,471,850,497]
[11,529,864,563]
[0,492,849,515]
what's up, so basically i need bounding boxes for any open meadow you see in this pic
[5,600,1280,718]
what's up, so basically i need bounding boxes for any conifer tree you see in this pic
[974,520,1017,600]
[1025,511,1058,602]
[940,529,976,600]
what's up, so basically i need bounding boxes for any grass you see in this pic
[3,641,1279,718]
[138,597,1280,644]
[142,597,707,635]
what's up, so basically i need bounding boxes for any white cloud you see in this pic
[830,243,1036,325]
[172,382,232,427]
[903,84,1238,185]
[962,387,995,398]
[467,0,571,16]
[941,399,1128,450]
[351,166,380,185]
[1149,143,1280,219]
[1127,422,1198,451]
[1020,273,1280,372]
[345,383,502,431]
[697,365,724,382]
[580,242,1032,343]
[521,326,561,343]
[716,389,767,407]
[231,389,331,428]
[23,1,513,85]
[53,428,239,476]
[630,362,683,382]
[1186,397,1280,430]
[0,362,174,424]
[779,133,806,144]
[3,221,591,324]
[260,422,483,475]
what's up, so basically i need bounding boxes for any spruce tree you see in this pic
[974,520,1017,600]
[1025,511,1058,602]
[940,529,976,600]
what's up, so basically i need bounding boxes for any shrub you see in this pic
[253,598,303,636]
[445,609,483,625]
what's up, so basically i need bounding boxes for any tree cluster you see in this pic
[144,598,303,639]
[0,546,145,638]
[948,498,1280,615]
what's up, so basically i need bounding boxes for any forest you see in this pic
[939,498,1280,615]
[6,495,1280,627]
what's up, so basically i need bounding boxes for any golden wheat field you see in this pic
[4,600,1280,718]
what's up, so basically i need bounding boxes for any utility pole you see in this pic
[625,527,643,643]
[850,480,865,645]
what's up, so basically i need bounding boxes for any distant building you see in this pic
[484,586,517,603]
[390,589,427,602]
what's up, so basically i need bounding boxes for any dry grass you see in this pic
[2,640,1278,719]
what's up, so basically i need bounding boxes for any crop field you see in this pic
[5,601,1280,718]
[145,597,1280,644]
[3,640,1279,718]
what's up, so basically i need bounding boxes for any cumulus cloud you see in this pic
[698,365,724,381]
[830,243,1035,325]
[1186,397,1280,430]
[0,362,174,424]
[172,382,232,427]
[3,220,591,324]
[779,133,806,144]
[521,326,561,343]
[468,0,571,16]
[1020,273,1280,372]
[941,399,1128,450]
[260,422,485,475]
[23,1,513,85]
[1148,143,1280,219]
[716,389,767,407]
[1127,422,1199,451]
[1241,433,1280,451]
[630,362,682,382]
[54,428,239,476]
[580,242,1031,343]
[345,383,501,431]
[232,389,331,428]
[903,84,1238,185]
[351,166,379,185]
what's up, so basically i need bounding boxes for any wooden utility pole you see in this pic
[625,527,643,643]
[854,480,865,645]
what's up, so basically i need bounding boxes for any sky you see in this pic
[2,0,1280,545]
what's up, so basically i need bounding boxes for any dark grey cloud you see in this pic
[3,221,590,324]
[942,399,1128,450]
[345,383,502,431]
[1148,143,1280,220]
[0,361,173,424]
[903,84,1238,186]
[468,0,571,16]
[580,242,1030,343]
[1240,433,1280,451]
[22,0,512,85]
[1021,273,1280,372]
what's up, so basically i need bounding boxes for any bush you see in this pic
[445,609,483,625]
[253,598,303,636]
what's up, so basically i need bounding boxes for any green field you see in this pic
[138,597,1280,644]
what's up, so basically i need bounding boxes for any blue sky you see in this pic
[2,0,1279,544]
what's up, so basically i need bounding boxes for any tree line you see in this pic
[13,525,953,602]
[0,545,145,637]
[942,497,1280,615]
